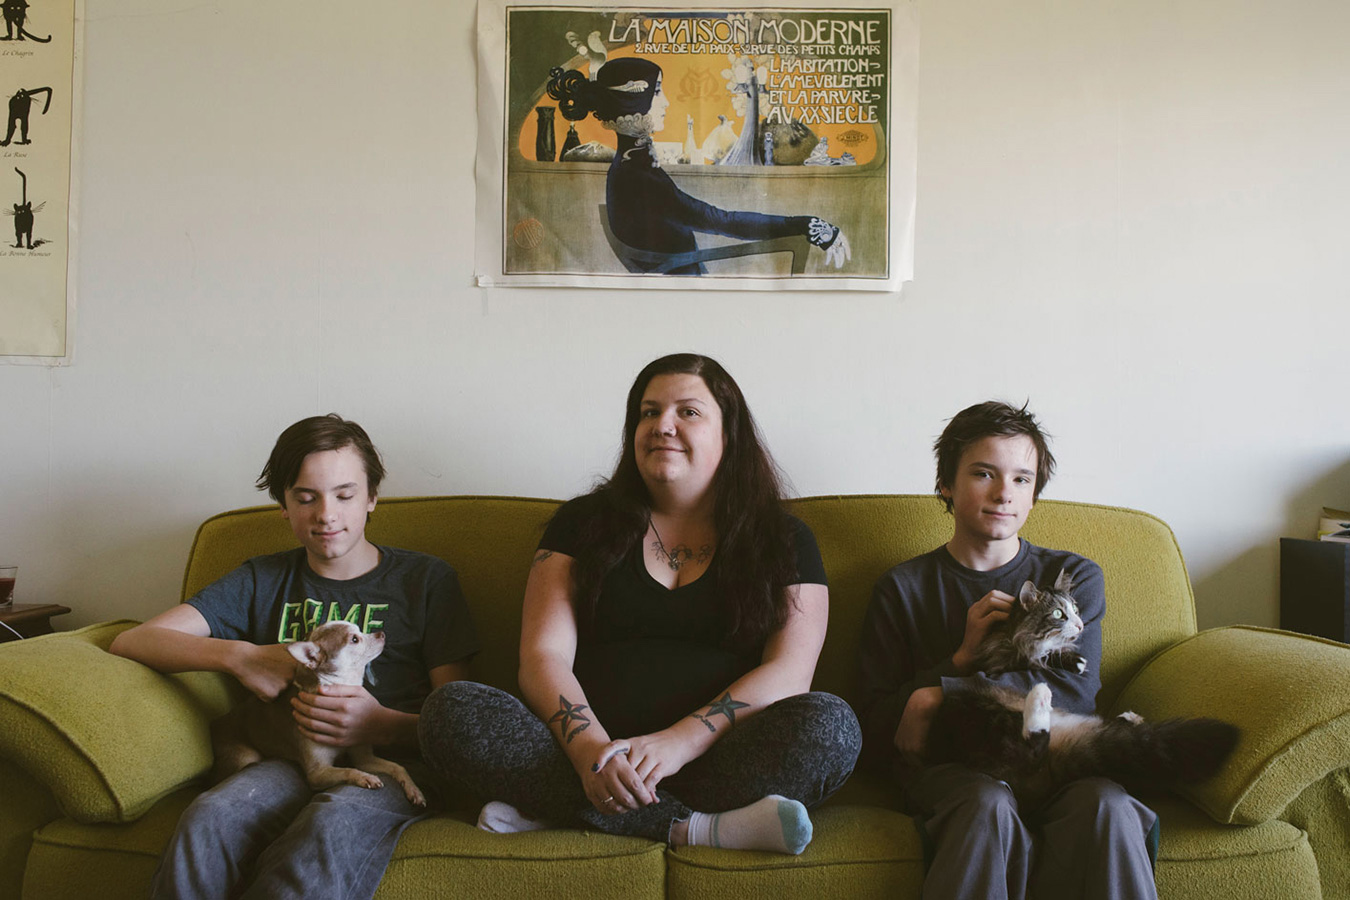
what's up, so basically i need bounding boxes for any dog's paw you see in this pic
[1117,710,1144,725]
[404,783,427,807]
[355,773,384,790]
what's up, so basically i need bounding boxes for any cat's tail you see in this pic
[1058,716,1240,789]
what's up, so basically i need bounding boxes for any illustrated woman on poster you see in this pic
[545,57,852,275]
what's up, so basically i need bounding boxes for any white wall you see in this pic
[3,0,1348,631]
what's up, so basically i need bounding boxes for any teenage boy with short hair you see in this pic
[859,401,1157,900]
[111,414,479,900]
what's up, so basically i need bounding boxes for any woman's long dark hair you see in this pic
[567,353,798,653]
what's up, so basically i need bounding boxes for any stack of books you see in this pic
[1317,507,1350,543]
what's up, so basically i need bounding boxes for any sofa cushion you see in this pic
[28,795,666,900]
[379,817,666,900]
[665,805,926,899]
[1282,766,1350,900]
[662,799,1318,900]
[1151,797,1321,900]
[0,623,233,823]
[23,788,197,899]
[1115,626,1350,825]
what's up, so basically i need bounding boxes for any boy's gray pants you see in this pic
[900,762,1160,900]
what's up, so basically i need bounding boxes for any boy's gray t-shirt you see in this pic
[188,545,478,714]
[859,539,1105,766]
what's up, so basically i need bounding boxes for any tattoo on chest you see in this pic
[650,540,714,572]
[533,549,555,566]
[691,692,750,732]
[548,695,591,743]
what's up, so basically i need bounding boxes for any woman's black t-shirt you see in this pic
[539,495,827,737]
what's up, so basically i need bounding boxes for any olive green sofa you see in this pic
[2,495,1349,899]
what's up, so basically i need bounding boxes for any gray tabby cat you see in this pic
[967,569,1089,678]
[925,571,1240,810]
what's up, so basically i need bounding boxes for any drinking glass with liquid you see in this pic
[0,566,15,609]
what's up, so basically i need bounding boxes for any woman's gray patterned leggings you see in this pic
[418,681,862,843]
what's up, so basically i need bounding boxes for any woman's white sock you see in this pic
[684,795,812,855]
[477,801,549,834]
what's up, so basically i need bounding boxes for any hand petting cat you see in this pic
[951,590,1015,674]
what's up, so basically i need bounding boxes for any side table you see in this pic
[0,603,73,643]
[1279,538,1350,643]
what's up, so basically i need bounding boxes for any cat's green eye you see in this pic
[1052,610,1064,619]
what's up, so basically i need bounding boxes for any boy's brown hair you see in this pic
[934,401,1055,512]
[256,414,386,506]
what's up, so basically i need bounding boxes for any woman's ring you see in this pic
[603,796,615,804]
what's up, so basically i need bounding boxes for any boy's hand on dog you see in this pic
[234,643,301,701]
[292,684,385,747]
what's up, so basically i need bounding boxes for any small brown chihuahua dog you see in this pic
[211,621,425,806]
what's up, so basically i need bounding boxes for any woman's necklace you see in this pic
[649,519,712,572]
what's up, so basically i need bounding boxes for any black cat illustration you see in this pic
[7,167,45,248]
[1,0,52,42]
[1,86,51,146]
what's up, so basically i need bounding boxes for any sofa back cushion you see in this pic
[790,495,1197,712]
[184,494,1196,713]
[183,496,559,697]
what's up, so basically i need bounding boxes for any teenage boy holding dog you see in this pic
[111,414,478,900]
[858,401,1158,900]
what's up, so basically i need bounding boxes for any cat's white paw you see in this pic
[1023,683,1052,737]
[1118,711,1143,725]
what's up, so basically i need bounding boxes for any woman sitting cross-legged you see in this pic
[418,352,861,854]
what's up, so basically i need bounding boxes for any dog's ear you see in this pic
[286,640,324,670]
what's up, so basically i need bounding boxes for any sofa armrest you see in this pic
[0,621,236,824]
[1112,625,1350,826]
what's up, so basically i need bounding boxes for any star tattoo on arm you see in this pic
[691,692,751,733]
[548,695,591,743]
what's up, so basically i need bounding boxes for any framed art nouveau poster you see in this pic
[475,0,916,291]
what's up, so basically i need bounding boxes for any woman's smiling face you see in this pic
[634,373,724,495]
